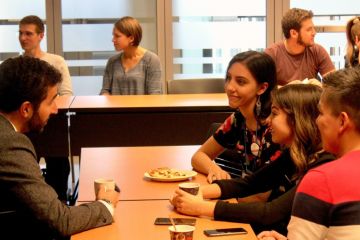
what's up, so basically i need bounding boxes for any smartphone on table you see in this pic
[154,217,196,226]
[203,227,248,236]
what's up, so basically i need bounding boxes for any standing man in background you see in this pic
[265,8,335,86]
[19,15,73,202]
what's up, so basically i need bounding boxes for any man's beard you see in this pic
[297,34,313,47]
[27,111,47,134]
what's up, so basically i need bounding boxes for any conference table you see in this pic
[72,145,257,240]
[71,200,257,240]
[34,94,231,157]
[69,94,232,156]
[76,145,206,202]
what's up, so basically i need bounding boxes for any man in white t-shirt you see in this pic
[18,15,73,202]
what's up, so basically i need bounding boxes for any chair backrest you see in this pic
[167,78,225,94]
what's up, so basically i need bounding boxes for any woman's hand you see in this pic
[170,189,215,217]
[207,165,231,183]
[257,230,287,240]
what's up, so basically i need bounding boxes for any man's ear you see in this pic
[290,29,298,39]
[39,32,44,40]
[19,101,33,119]
[338,111,352,134]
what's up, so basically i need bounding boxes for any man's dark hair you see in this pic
[0,56,61,113]
[19,15,45,33]
[322,66,360,132]
[282,8,313,39]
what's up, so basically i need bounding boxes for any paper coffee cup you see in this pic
[169,225,195,240]
[94,178,115,196]
[179,182,200,195]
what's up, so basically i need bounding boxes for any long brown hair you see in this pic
[345,17,360,67]
[272,84,322,175]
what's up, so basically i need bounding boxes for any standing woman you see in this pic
[192,51,279,183]
[345,16,360,68]
[100,16,162,95]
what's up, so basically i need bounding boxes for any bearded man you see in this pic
[265,8,335,86]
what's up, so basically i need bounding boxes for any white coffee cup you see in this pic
[94,178,115,196]
[169,225,195,240]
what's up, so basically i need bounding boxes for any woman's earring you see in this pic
[255,97,261,117]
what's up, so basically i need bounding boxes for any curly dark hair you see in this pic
[282,8,313,39]
[0,56,61,113]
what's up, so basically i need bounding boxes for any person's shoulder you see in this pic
[0,116,14,141]
[110,52,122,60]
[42,52,65,62]
[309,43,328,54]
[143,50,160,61]
[41,52,68,68]
[0,117,33,149]
[142,50,161,69]
[107,52,122,64]
[267,41,284,48]
[307,152,343,177]
[265,42,285,56]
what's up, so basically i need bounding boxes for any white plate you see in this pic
[144,169,197,182]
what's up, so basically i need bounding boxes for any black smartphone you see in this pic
[203,227,248,236]
[154,218,196,226]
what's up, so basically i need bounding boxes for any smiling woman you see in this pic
[191,51,279,183]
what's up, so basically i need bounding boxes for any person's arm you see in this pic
[215,151,291,200]
[191,136,231,183]
[171,182,295,225]
[213,186,295,225]
[1,133,114,237]
[201,183,222,199]
[257,230,287,240]
[100,58,114,95]
[57,57,73,96]
[287,170,330,240]
[145,52,163,94]
[171,189,217,217]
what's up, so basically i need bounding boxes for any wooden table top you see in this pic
[69,94,230,112]
[71,200,257,240]
[56,95,74,110]
[77,145,208,202]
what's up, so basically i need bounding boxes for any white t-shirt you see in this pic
[41,52,73,96]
